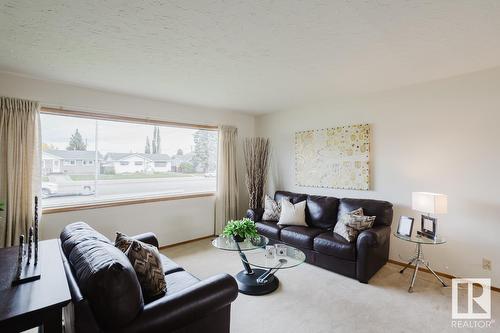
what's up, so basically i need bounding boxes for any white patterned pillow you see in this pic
[334,208,376,242]
[262,195,281,221]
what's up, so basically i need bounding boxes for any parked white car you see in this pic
[41,182,58,197]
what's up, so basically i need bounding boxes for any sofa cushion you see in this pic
[165,270,201,297]
[275,190,307,204]
[280,226,324,249]
[161,255,184,275]
[278,200,307,226]
[314,232,356,261]
[262,195,281,221]
[67,238,143,329]
[60,221,111,257]
[256,221,283,240]
[334,208,370,242]
[306,195,340,229]
[125,239,167,301]
[338,198,393,226]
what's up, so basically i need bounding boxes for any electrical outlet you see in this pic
[482,258,491,271]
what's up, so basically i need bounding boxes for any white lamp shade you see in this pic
[412,192,448,214]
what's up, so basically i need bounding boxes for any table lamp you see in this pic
[412,192,447,239]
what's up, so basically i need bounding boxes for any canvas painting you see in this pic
[295,124,370,190]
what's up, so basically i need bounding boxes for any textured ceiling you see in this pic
[1,0,500,113]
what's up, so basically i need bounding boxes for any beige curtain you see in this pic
[0,97,41,247]
[215,125,239,234]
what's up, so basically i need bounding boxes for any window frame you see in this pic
[40,107,218,213]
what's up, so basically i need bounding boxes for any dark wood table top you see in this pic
[0,239,71,330]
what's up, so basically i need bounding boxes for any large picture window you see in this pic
[40,110,218,208]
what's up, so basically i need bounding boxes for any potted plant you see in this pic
[222,218,259,242]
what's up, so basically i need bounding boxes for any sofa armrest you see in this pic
[133,232,159,248]
[356,225,391,283]
[118,274,238,333]
[246,208,264,222]
[357,225,390,248]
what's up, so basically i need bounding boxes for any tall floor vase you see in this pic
[243,137,270,210]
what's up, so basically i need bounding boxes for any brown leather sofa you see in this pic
[59,222,238,333]
[247,191,393,283]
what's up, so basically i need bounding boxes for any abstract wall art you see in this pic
[295,124,370,190]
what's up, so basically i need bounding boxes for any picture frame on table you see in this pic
[275,244,287,256]
[396,216,414,237]
[418,215,437,239]
[265,245,276,259]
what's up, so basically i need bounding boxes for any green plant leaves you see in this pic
[222,218,259,240]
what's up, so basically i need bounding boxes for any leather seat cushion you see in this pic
[67,239,144,329]
[280,226,325,249]
[161,255,184,275]
[256,221,283,240]
[165,270,201,297]
[313,232,356,261]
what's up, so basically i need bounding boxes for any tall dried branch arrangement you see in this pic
[243,137,270,209]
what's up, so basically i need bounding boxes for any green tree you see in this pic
[42,143,57,151]
[179,162,194,173]
[151,126,161,154]
[192,130,217,173]
[145,136,151,154]
[156,126,161,154]
[67,129,87,151]
[152,127,157,154]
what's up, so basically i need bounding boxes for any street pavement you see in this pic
[43,176,216,206]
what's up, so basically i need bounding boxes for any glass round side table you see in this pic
[393,233,447,293]
[212,236,306,295]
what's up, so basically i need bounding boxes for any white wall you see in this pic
[0,72,255,246]
[256,67,500,286]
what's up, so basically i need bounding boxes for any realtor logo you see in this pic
[452,278,491,320]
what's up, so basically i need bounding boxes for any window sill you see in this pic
[42,192,216,214]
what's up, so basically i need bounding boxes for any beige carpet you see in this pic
[163,239,499,333]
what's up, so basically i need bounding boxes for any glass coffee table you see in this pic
[212,235,306,295]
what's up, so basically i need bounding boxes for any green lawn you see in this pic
[42,176,49,182]
[70,172,198,181]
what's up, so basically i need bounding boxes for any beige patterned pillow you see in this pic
[262,195,281,221]
[115,233,166,300]
[334,208,376,242]
[337,207,363,225]
[345,214,376,231]
[115,231,135,252]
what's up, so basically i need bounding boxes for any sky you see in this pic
[41,113,216,155]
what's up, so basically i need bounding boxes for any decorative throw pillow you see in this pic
[262,195,281,221]
[115,231,135,252]
[334,223,359,243]
[115,233,166,300]
[337,207,363,225]
[345,214,376,231]
[278,199,307,226]
[334,208,376,242]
